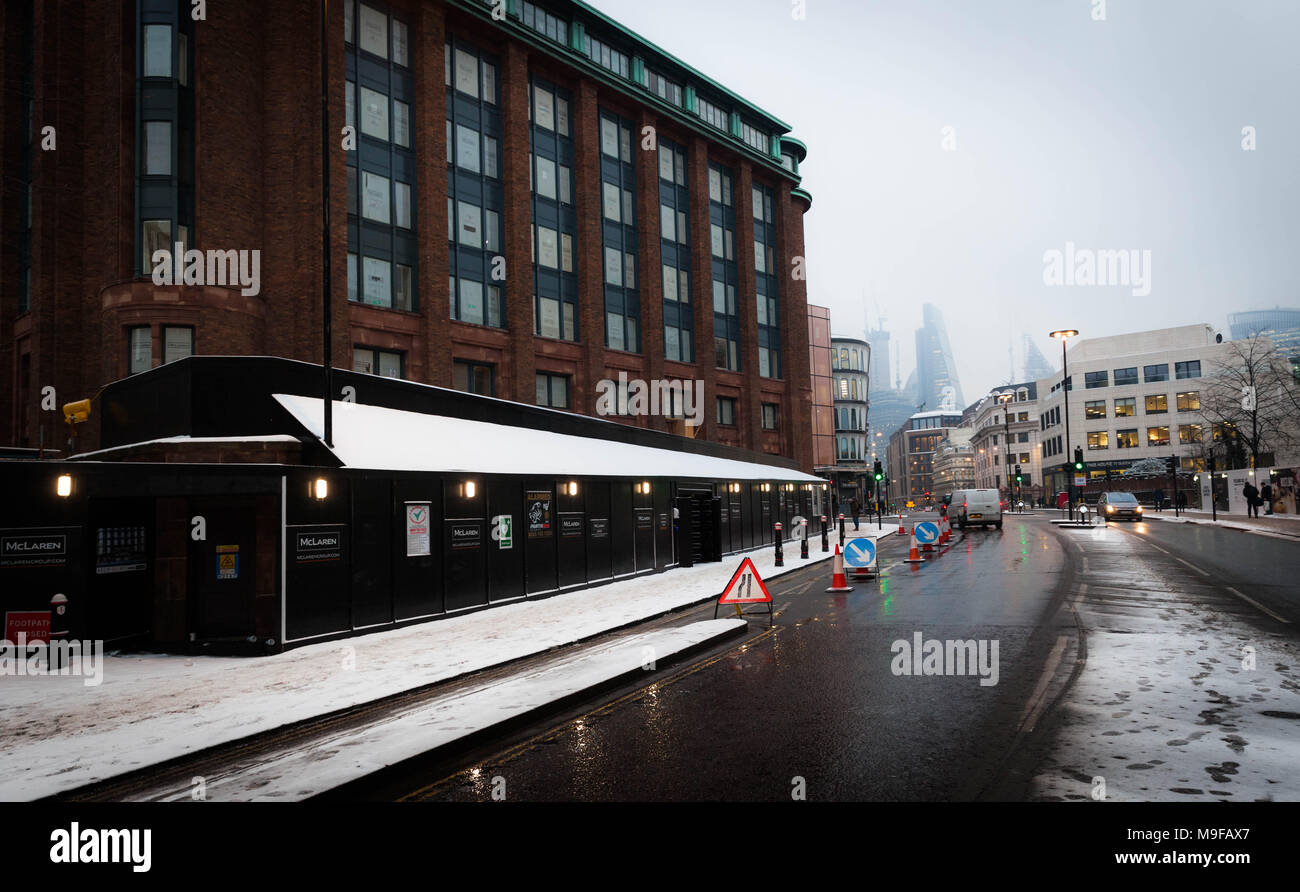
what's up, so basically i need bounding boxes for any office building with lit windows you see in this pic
[1,0,814,467]
[830,336,869,502]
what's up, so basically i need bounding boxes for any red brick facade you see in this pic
[1,1,814,469]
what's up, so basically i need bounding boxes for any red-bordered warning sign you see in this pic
[718,557,772,604]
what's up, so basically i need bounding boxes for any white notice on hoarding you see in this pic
[406,502,431,557]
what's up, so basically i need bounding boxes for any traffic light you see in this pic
[873,459,883,482]
[1014,464,1022,484]
[1165,456,1177,476]
[1073,446,1084,471]
[1208,456,1216,473]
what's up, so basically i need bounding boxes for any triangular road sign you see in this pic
[718,557,772,604]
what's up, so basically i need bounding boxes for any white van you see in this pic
[951,489,1003,530]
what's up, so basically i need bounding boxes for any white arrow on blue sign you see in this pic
[915,522,939,544]
[844,537,876,568]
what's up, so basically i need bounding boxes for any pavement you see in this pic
[1,529,894,801]
[1142,509,1300,539]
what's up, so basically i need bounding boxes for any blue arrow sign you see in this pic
[844,537,876,568]
[915,522,939,544]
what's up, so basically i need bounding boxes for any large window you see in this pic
[1116,429,1139,449]
[697,95,728,131]
[1114,397,1136,417]
[753,182,780,378]
[1179,423,1203,444]
[1145,394,1167,414]
[1176,391,1200,411]
[536,372,570,409]
[1113,367,1138,386]
[583,33,629,78]
[128,327,152,375]
[346,2,417,311]
[600,110,639,351]
[445,37,501,326]
[658,138,693,362]
[1084,370,1109,389]
[519,2,568,45]
[1147,426,1170,447]
[761,403,779,430]
[1144,363,1168,382]
[162,326,193,364]
[353,346,402,378]
[1084,400,1106,419]
[717,396,737,426]
[531,77,577,341]
[453,360,494,395]
[1175,360,1202,380]
[647,69,683,106]
[710,163,739,371]
[136,9,194,276]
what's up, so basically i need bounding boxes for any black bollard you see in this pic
[820,515,829,552]
[774,522,783,567]
[838,513,846,546]
[800,533,809,559]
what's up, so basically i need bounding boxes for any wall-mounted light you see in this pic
[56,474,72,498]
[462,480,477,499]
[312,478,328,500]
[567,481,579,496]
[761,483,771,492]
[728,482,741,493]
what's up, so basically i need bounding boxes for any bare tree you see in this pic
[1199,336,1298,469]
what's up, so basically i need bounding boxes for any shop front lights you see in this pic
[567,481,579,496]
[56,474,73,498]
[462,480,477,499]
[312,478,328,500]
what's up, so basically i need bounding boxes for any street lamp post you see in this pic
[1050,329,1079,521]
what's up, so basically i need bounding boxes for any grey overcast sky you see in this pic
[588,0,1299,402]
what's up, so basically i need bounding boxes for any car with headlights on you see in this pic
[1098,491,1143,522]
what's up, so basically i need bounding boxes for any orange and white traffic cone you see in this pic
[903,525,926,563]
[939,515,950,545]
[825,544,854,592]
[897,516,906,536]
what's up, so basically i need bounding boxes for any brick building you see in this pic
[1,0,814,465]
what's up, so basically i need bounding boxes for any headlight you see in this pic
[1106,505,1114,513]
[1136,506,1143,513]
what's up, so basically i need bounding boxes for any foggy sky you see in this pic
[588,0,1299,402]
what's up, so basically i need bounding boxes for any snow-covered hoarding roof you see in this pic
[275,395,824,483]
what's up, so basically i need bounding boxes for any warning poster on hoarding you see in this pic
[527,491,552,538]
[216,544,239,580]
[406,502,431,557]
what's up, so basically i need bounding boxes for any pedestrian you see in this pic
[1243,480,1260,518]
[1261,481,1274,515]
[850,497,860,530]
[1176,490,1186,511]
[1153,487,1165,512]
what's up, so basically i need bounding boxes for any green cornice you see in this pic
[444,0,802,180]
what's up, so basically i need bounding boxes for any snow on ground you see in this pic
[1032,529,1300,802]
[149,620,745,801]
[1143,510,1300,539]
[0,540,847,801]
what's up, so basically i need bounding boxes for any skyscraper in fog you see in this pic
[915,304,964,412]
[1023,334,1055,381]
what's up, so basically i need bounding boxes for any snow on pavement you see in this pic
[146,619,746,801]
[1032,527,1300,802]
[0,542,835,801]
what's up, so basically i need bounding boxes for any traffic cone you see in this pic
[825,544,854,592]
[903,525,926,563]
[897,516,906,536]
[939,515,950,545]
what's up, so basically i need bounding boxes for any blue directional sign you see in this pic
[915,522,940,544]
[844,537,876,568]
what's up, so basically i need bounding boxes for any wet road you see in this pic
[1103,517,1300,624]
[388,514,1080,801]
